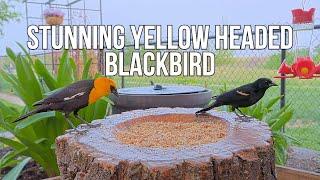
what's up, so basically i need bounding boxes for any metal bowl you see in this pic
[112,85,212,113]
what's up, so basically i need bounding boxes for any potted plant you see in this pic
[43,8,64,25]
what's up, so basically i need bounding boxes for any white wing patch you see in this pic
[63,92,86,101]
[236,90,250,96]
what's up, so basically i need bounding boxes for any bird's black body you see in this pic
[196,78,277,114]
[15,79,94,122]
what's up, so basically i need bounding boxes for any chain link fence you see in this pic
[116,25,320,122]
[0,25,320,122]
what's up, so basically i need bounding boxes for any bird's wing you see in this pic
[236,90,250,96]
[216,84,255,104]
[34,80,94,106]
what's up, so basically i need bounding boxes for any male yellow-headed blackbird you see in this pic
[14,77,118,129]
[196,78,277,119]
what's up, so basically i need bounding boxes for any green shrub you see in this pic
[216,84,296,165]
[0,45,113,177]
[239,96,296,165]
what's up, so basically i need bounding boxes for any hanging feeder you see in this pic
[292,8,316,24]
[277,1,318,79]
[275,57,320,79]
[291,0,316,24]
[43,8,64,25]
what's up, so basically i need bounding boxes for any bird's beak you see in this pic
[270,82,278,87]
[111,87,119,97]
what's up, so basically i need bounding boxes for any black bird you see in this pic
[195,78,277,119]
[14,77,118,130]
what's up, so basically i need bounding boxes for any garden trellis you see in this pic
[24,0,104,73]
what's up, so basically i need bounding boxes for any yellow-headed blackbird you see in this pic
[14,77,118,129]
[196,78,277,119]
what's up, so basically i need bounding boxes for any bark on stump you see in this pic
[56,108,276,180]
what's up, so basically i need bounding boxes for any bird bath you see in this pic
[56,108,275,179]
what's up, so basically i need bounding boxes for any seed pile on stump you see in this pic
[56,108,276,180]
[115,114,227,148]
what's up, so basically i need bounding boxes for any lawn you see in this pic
[286,121,320,151]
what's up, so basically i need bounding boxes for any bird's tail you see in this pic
[13,106,48,123]
[195,103,219,114]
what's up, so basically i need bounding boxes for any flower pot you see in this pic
[291,8,316,24]
[45,16,63,25]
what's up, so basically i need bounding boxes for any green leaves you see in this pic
[6,47,16,62]
[270,110,293,131]
[34,59,58,91]
[0,148,27,169]
[57,50,75,87]
[15,112,56,130]
[3,157,31,180]
[231,95,294,165]
[4,53,43,108]
[82,49,92,80]
[0,45,113,177]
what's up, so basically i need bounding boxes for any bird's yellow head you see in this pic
[89,77,118,104]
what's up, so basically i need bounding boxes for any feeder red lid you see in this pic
[292,8,316,24]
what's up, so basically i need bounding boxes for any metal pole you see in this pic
[25,1,30,53]
[83,0,87,25]
[280,49,286,109]
[280,32,287,132]
[99,0,102,25]
[121,48,125,88]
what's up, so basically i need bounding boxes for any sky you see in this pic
[0,0,319,55]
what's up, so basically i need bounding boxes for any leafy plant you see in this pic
[3,157,31,180]
[216,84,296,165]
[0,46,114,177]
[239,96,297,165]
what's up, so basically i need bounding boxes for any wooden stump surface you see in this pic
[56,108,275,180]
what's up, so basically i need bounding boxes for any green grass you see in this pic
[0,99,22,138]
[286,121,320,151]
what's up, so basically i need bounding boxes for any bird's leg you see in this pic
[195,111,211,117]
[74,111,99,128]
[235,108,251,122]
[74,111,89,125]
[234,109,244,118]
[64,113,77,131]
[236,108,247,117]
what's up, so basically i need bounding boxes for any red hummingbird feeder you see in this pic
[292,8,316,24]
[275,1,318,79]
[275,57,320,79]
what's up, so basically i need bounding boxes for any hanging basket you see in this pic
[45,16,64,25]
[291,8,316,24]
[43,8,64,25]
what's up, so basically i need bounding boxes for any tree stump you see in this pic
[56,108,276,180]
